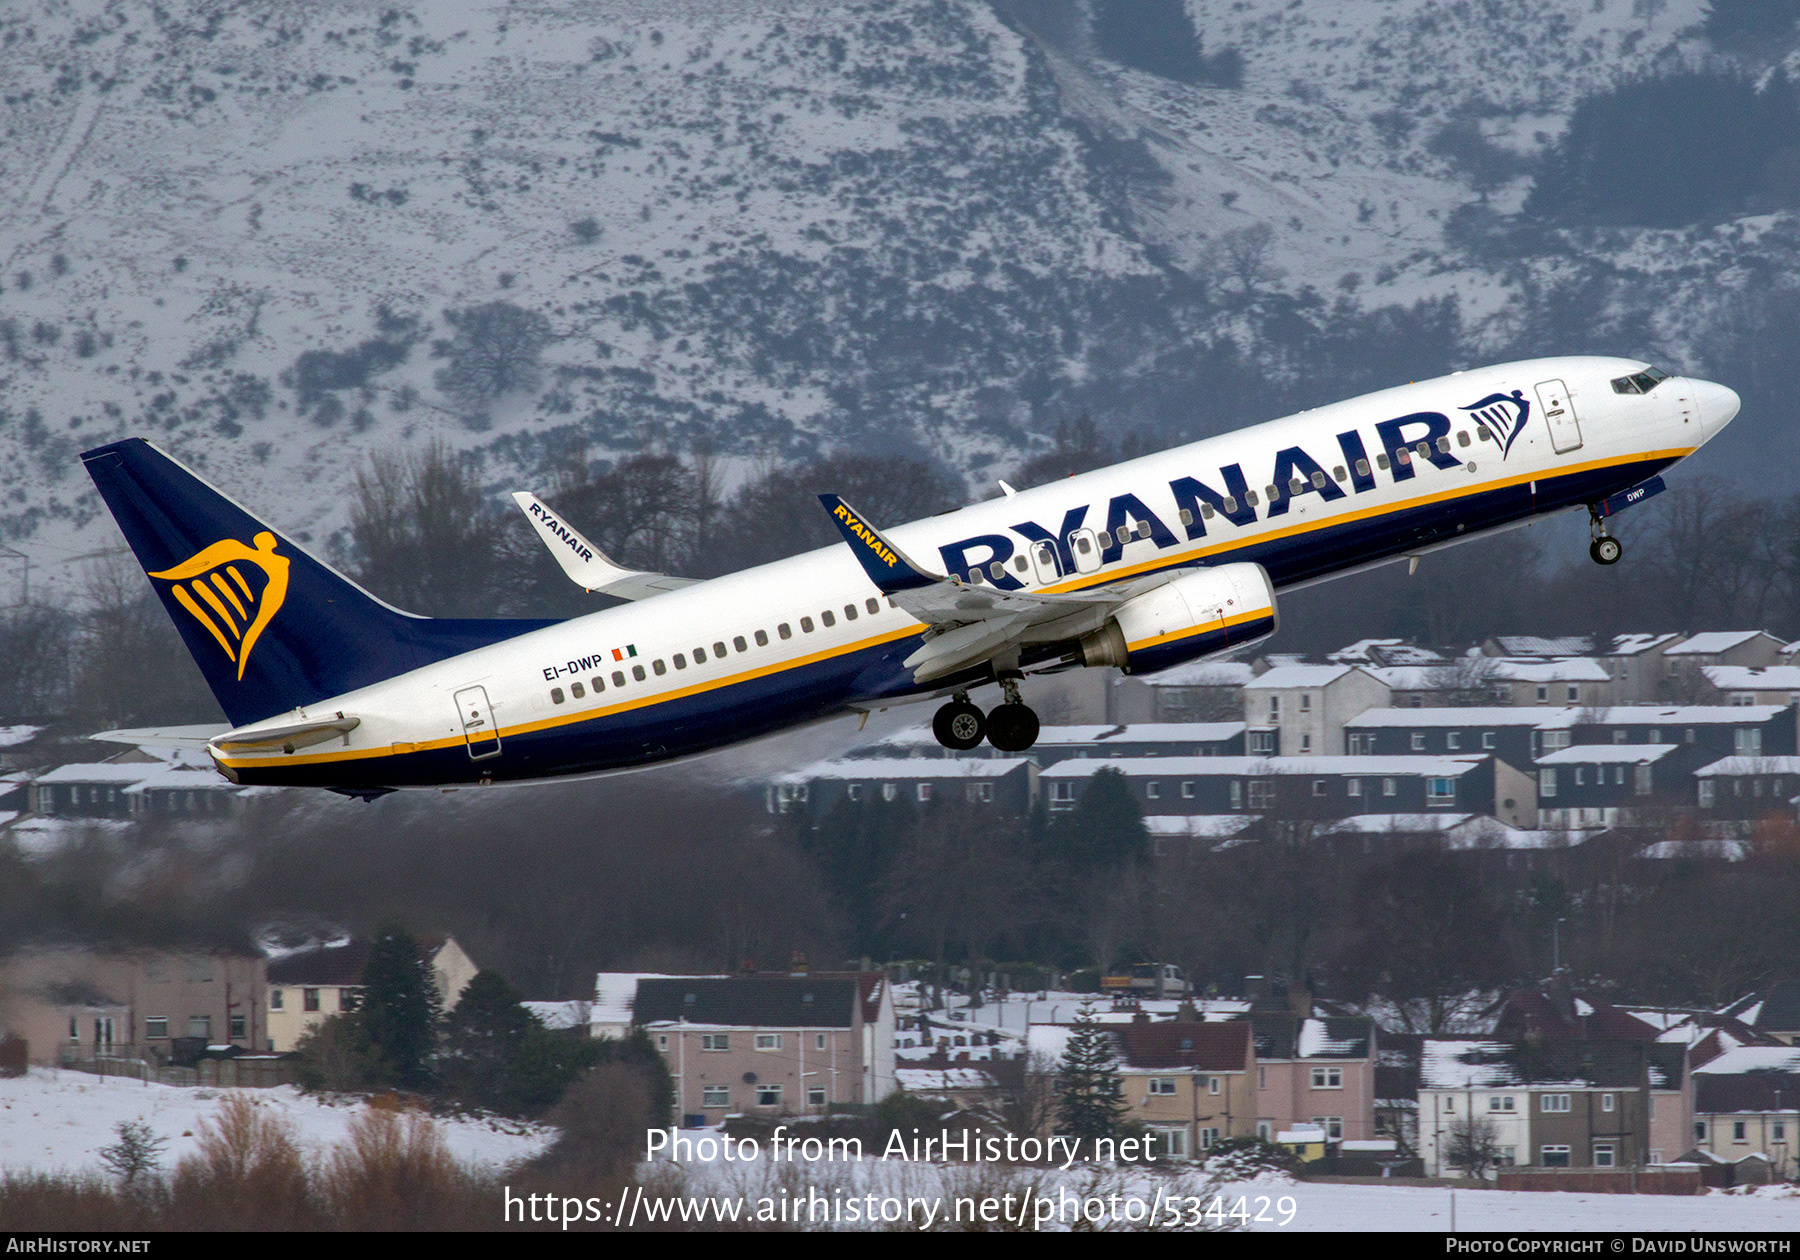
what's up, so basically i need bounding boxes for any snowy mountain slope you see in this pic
[0,0,1787,601]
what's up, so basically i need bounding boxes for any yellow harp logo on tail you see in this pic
[149,531,290,681]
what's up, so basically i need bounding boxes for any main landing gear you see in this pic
[931,677,1041,753]
[1588,506,1622,566]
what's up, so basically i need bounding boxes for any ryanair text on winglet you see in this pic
[529,501,595,564]
[834,503,899,568]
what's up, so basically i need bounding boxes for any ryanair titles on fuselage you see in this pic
[940,404,1489,589]
[528,500,596,564]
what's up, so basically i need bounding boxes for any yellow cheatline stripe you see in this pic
[1039,448,1690,596]
[227,565,254,601]
[216,622,929,769]
[1126,606,1273,653]
[192,579,242,639]
[216,447,1688,772]
[211,571,248,621]
[171,585,237,662]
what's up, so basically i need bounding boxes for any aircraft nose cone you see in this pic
[1691,378,1741,441]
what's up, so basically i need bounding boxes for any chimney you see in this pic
[1290,975,1313,1018]
[1177,1000,1200,1022]
[1132,1010,1151,1024]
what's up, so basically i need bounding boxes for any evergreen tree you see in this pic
[1052,766,1148,871]
[441,970,538,1110]
[1056,1003,1125,1145]
[359,924,440,1090]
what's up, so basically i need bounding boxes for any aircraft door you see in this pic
[1535,378,1583,454]
[1030,540,1061,585]
[453,685,502,760]
[1068,528,1102,575]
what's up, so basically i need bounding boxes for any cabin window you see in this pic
[843,605,857,621]
[1179,508,1194,526]
[1267,484,1281,501]
[1096,531,1112,549]
[632,665,646,681]
[968,569,984,585]
[592,676,605,693]
[1246,491,1260,506]
[1376,454,1390,470]
[673,654,687,670]
[693,647,706,663]
[570,682,585,699]
[779,623,794,641]
[652,660,666,676]
[755,630,769,646]
[1311,471,1326,488]
[867,598,880,614]
[1201,503,1216,519]
[821,610,835,627]
[737,635,750,651]
[1013,555,1028,572]
[800,617,814,633]
[1416,442,1431,458]
[1457,430,1471,447]
[551,687,565,705]
[1396,449,1411,465]
[613,671,626,687]
[1436,437,1451,454]
[714,641,727,657]
[1333,466,1347,481]
[1222,496,1238,512]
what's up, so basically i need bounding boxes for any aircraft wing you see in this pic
[510,492,697,600]
[818,493,1124,682]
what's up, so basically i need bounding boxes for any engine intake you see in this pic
[1078,563,1277,673]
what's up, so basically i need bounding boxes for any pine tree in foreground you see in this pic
[1056,1002,1125,1145]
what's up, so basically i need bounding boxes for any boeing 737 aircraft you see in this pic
[81,356,1738,795]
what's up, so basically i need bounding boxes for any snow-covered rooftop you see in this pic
[1606,634,1684,657]
[1419,1040,1516,1090]
[1666,632,1773,656]
[1139,661,1255,688]
[1694,757,1800,777]
[1246,664,1360,689]
[1535,744,1679,765]
[1344,706,1573,729]
[776,757,1033,782]
[1486,658,1612,683]
[1693,1047,1800,1076]
[1702,666,1800,691]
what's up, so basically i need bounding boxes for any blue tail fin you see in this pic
[82,438,557,726]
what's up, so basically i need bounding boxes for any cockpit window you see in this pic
[1612,366,1670,394]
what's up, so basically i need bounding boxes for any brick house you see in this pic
[1251,1014,1378,1143]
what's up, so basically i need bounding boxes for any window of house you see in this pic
[1541,1145,1571,1168]
[230,1015,246,1039]
[1499,1146,1517,1166]
[1230,781,1243,810]
[1699,779,1715,808]
[1574,767,1586,787]
[1482,732,1495,750]
[1776,1122,1787,1142]
[1300,694,1311,712]
[145,1017,168,1039]
[1411,732,1425,751]
[340,989,361,1012]
[1269,696,1281,719]
[702,1034,729,1051]
[1536,685,1549,702]
[1736,728,1763,756]
[815,1033,826,1050]
[1566,685,1579,702]
[1542,1094,1571,1113]
[68,1017,78,1042]
[808,1087,827,1106]
[1258,1067,1267,1090]
[1540,769,1558,798]
[1734,1121,1748,1142]
[1201,1127,1220,1149]
[303,988,320,1012]
[1635,765,1653,796]
[1347,777,1362,797]
[702,1086,730,1108]
[847,783,863,801]
[1181,781,1195,799]
[1248,780,1273,810]
[1593,1143,1615,1167]
[1446,1096,1455,1113]
[1146,782,1160,800]
[756,1084,783,1106]
[1382,778,1396,797]
[1446,732,1461,750]
[1300,734,1312,753]
[968,782,993,803]
[1249,730,1275,754]
[1427,777,1455,805]
[917,783,932,802]
[1696,1121,1707,1141]
[269,989,284,1010]
[657,1034,669,1050]
[1148,1078,1176,1095]
[188,1015,211,1039]
[1311,1067,1342,1088]
[1208,1076,1221,1095]
[1600,1092,1615,1112]
[755,1034,783,1051]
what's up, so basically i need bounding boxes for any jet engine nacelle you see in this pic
[1078,562,1277,674]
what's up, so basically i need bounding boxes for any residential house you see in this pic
[1694,757,1800,823]
[1342,706,1571,766]
[1484,658,1613,709]
[1719,983,1800,1045]
[26,750,249,821]
[1241,665,1390,758]
[1664,633,1787,700]
[1555,706,1795,761]
[1419,1039,1665,1175]
[1534,744,1703,828]
[1690,1047,1800,1178]
[1327,640,1448,669]
[1251,1014,1378,1143]
[1698,666,1800,709]
[1027,1017,1255,1156]
[634,974,897,1124]
[1040,755,1536,828]
[1112,660,1256,724]
[265,935,477,1052]
[767,757,1038,815]
[0,945,266,1065]
[1595,634,1689,705]
[590,972,725,1040]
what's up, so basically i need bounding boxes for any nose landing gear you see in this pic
[1588,506,1622,566]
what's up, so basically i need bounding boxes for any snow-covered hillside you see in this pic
[0,0,1789,600]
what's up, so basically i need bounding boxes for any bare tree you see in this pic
[1446,1113,1502,1180]
[1217,223,1285,296]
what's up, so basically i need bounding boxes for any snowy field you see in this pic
[0,1068,553,1177]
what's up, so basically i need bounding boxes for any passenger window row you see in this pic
[549,597,889,705]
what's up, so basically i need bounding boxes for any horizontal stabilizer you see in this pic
[817,494,941,593]
[510,492,696,600]
[211,714,360,755]
[90,724,230,751]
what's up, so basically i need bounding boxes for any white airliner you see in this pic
[82,356,1737,796]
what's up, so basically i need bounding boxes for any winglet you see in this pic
[818,494,941,593]
[510,492,696,599]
